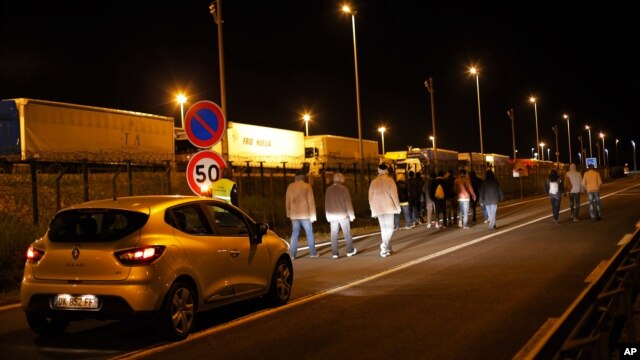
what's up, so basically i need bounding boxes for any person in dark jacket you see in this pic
[544,169,565,224]
[468,169,486,224]
[478,170,504,230]
[394,173,412,229]
[407,170,424,226]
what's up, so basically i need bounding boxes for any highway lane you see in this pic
[0,176,638,359]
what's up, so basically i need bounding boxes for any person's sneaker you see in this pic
[483,220,490,224]
[426,223,432,228]
[573,218,579,222]
[458,221,463,228]
[332,255,339,259]
[310,253,320,258]
[404,226,412,230]
[463,226,470,229]
[347,248,357,257]
[380,250,394,258]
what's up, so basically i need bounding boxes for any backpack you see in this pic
[435,184,445,200]
[549,181,558,195]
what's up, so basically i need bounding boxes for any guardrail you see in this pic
[525,222,640,359]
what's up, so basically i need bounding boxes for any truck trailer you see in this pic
[304,134,379,174]
[0,98,175,173]
[175,121,306,170]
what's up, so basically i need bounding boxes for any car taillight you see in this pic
[114,246,166,266]
[26,246,44,264]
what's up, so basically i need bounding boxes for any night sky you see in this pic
[1,1,638,164]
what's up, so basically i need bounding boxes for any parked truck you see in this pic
[304,134,379,174]
[175,121,306,170]
[0,98,175,173]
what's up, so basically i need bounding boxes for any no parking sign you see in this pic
[184,100,226,148]
[186,150,227,196]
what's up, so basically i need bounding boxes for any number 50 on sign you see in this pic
[186,150,227,196]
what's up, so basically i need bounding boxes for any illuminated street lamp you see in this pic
[600,133,606,167]
[605,149,609,167]
[303,113,311,136]
[578,152,582,165]
[341,4,365,172]
[469,67,484,165]
[176,93,187,129]
[534,152,539,160]
[585,125,593,158]
[563,114,572,164]
[547,148,551,162]
[615,139,619,165]
[378,126,386,155]
[632,140,637,171]
[531,147,534,159]
[507,109,516,160]
[429,135,435,147]
[540,142,546,161]
[529,97,540,159]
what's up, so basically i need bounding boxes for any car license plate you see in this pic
[52,294,99,309]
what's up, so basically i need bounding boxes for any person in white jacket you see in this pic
[286,170,317,258]
[325,172,356,259]
[564,163,583,221]
[368,163,401,257]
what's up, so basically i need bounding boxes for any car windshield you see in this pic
[48,209,149,242]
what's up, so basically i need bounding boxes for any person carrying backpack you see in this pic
[431,171,448,228]
[544,169,564,224]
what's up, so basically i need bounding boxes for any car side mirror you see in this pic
[251,223,269,244]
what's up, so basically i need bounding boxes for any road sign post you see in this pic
[186,150,227,196]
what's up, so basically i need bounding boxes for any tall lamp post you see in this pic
[507,109,516,160]
[341,5,365,173]
[577,135,585,167]
[469,67,484,169]
[585,125,593,158]
[615,139,619,166]
[552,125,559,166]
[563,114,572,164]
[600,133,606,167]
[378,127,386,155]
[540,142,546,161]
[632,140,637,171]
[209,1,229,160]
[529,97,540,159]
[303,113,311,136]
[424,78,438,170]
[176,93,187,129]
[531,147,534,159]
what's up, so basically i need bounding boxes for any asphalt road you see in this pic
[1,176,639,360]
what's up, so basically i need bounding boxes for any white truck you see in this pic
[0,98,175,173]
[175,121,306,170]
[304,134,379,174]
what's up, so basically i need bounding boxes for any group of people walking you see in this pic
[546,163,603,223]
[285,163,508,259]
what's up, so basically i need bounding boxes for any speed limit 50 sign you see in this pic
[186,150,227,196]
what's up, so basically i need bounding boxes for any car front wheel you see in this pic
[266,258,293,306]
[25,312,70,336]
[155,281,195,341]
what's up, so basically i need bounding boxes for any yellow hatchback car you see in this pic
[21,195,293,340]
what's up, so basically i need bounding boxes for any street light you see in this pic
[547,148,551,161]
[578,152,582,165]
[507,109,516,160]
[585,125,593,158]
[552,125,559,165]
[540,142,546,161]
[531,147,534,159]
[469,67,484,167]
[632,140,637,171]
[563,114,572,164]
[302,113,311,136]
[605,149,609,167]
[600,133,606,167]
[424,78,438,170]
[341,4,365,173]
[378,126,386,155]
[615,139,619,166]
[176,93,187,129]
[529,97,540,160]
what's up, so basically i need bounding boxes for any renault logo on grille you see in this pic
[71,247,80,260]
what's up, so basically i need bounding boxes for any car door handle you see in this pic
[229,250,240,258]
